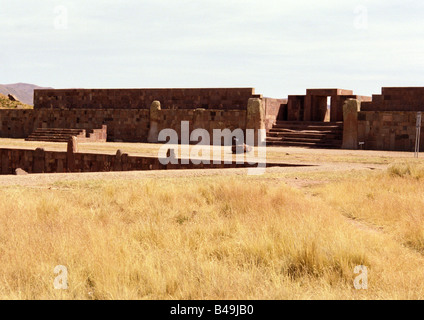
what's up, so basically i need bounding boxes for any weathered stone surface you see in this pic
[67,137,78,172]
[113,149,123,171]
[67,136,79,154]
[33,148,45,173]
[358,110,424,151]
[15,168,28,175]
[150,100,162,121]
[362,87,424,112]
[246,98,265,130]
[0,145,283,175]
[34,88,256,110]
[231,137,252,154]
[148,101,162,143]
[231,144,252,154]
[342,99,360,149]
[0,104,246,144]
[1,151,9,174]
[8,94,18,102]
[246,98,265,146]
[285,89,370,122]
[121,152,129,171]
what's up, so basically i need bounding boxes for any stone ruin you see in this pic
[0,86,423,175]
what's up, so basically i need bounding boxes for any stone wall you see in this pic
[0,107,252,143]
[358,111,424,151]
[361,87,424,112]
[0,109,36,138]
[156,109,247,143]
[34,88,260,110]
[263,98,287,131]
[0,109,150,142]
[284,89,371,122]
[0,147,282,175]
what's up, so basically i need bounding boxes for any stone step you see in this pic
[280,137,338,143]
[28,132,83,137]
[26,137,70,142]
[274,120,342,126]
[275,121,343,125]
[266,135,342,143]
[266,140,342,148]
[274,121,342,125]
[25,127,86,143]
[271,124,343,131]
[267,131,341,138]
[267,121,343,149]
[30,129,84,134]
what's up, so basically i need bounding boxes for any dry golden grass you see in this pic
[1,171,424,299]
[316,161,424,255]
[0,94,32,109]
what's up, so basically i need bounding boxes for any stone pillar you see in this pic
[67,136,78,172]
[246,98,265,146]
[113,149,123,171]
[147,101,161,143]
[33,148,45,173]
[1,150,10,175]
[303,94,313,121]
[121,152,129,171]
[342,99,360,150]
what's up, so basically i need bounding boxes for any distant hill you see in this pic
[0,83,52,105]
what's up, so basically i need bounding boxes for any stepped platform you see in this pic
[25,126,107,143]
[266,121,343,149]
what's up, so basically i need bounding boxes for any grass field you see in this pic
[0,94,32,109]
[1,157,424,299]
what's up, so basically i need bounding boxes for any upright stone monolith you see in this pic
[114,149,123,171]
[67,136,78,172]
[1,151,10,174]
[147,101,161,143]
[246,98,265,146]
[33,148,45,173]
[342,99,360,149]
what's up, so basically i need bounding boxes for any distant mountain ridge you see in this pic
[0,83,52,105]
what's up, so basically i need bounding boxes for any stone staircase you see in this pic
[25,128,86,143]
[266,121,343,149]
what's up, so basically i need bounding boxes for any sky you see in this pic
[1,0,424,98]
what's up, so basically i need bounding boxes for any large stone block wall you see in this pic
[0,109,150,142]
[263,98,287,131]
[362,87,424,112]
[155,109,247,143]
[285,89,371,122]
[37,109,150,142]
[34,88,260,110]
[0,109,36,138]
[358,111,424,151]
[0,108,251,143]
[330,95,371,122]
[287,95,305,121]
[0,147,274,175]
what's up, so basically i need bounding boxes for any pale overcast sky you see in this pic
[1,0,424,97]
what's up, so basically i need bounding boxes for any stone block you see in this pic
[342,99,360,150]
